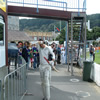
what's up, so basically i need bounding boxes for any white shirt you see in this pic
[37,44,55,65]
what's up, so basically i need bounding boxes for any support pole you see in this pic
[71,15,74,76]
[54,25,55,41]
[60,21,61,32]
[68,21,70,72]
[78,0,80,16]
[65,21,68,64]
[84,14,86,60]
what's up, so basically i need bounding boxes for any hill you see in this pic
[19,14,100,32]
[87,14,100,28]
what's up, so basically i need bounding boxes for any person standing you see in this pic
[17,42,23,67]
[32,44,37,69]
[37,49,40,67]
[89,44,95,61]
[29,49,34,68]
[57,45,61,64]
[49,44,59,72]
[22,42,29,69]
[37,39,55,100]
[61,49,65,64]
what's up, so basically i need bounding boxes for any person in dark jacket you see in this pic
[22,42,29,69]
[57,45,61,64]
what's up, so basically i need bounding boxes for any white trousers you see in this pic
[61,55,65,64]
[39,65,51,100]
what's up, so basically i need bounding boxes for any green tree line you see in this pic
[56,26,100,44]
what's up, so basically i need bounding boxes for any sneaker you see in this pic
[46,99,50,100]
[42,98,46,100]
[31,67,34,70]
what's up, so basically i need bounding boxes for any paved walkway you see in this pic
[23,64,100,100]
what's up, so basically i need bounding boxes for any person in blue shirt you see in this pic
[32,44,37,69]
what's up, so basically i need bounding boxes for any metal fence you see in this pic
[4,61,27,100]
[0,80,2,100]
[7,0,86,12]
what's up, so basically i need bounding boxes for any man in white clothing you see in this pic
[37,39,55,100]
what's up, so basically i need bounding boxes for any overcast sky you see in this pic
[86,0,100,15]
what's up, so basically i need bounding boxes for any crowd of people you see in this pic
[17,41,66,70]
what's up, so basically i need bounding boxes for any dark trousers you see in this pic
[33,56,37,68]
[37,56,40,67]
[57,54,61,64]
[93,53,95,61]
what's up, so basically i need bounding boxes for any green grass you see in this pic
[86,50,100,64]
[95,50,100,64]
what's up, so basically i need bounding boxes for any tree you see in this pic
[87,26,100,40]
[56,28,65,44]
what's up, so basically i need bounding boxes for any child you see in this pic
[30,49,34,68]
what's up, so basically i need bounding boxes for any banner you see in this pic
[95,47,100,51]
[0,0,6,12]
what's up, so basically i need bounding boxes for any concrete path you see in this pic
[23,64,100,100]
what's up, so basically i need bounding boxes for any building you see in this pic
[96,37,100,42]
[8,30,33,42]
[26,31,53,41]
[86,20,92,31]
[8,16,19,30]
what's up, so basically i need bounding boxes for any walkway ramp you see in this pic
[23,64,100,100]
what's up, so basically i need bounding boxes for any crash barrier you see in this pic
[4,62,27,100]
[95,47,100,51]
[90,63,100,86]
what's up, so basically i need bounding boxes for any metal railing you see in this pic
[7,0,86,12]
[0,80,2,100]
[4,62,27,100]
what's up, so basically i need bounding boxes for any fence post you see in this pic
[65,21,68,64]
[0,80,1,100]
[23,0,24,7]
[37,0,39,13]
[78,0,80,16]
[66,3,67,11]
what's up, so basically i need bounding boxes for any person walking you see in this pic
[37,39,55,100]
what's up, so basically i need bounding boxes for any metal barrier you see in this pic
[0,80,2,100]
[4,62,27,100]
[7,0,86,12]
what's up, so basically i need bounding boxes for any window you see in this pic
[34,37,37,40]
[46,37,48,40]
[0,23,4,45]
[43,37,45,40]
[50,37,52,41]
[39,37,41,39]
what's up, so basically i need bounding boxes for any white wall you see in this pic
[0,16,6,67]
